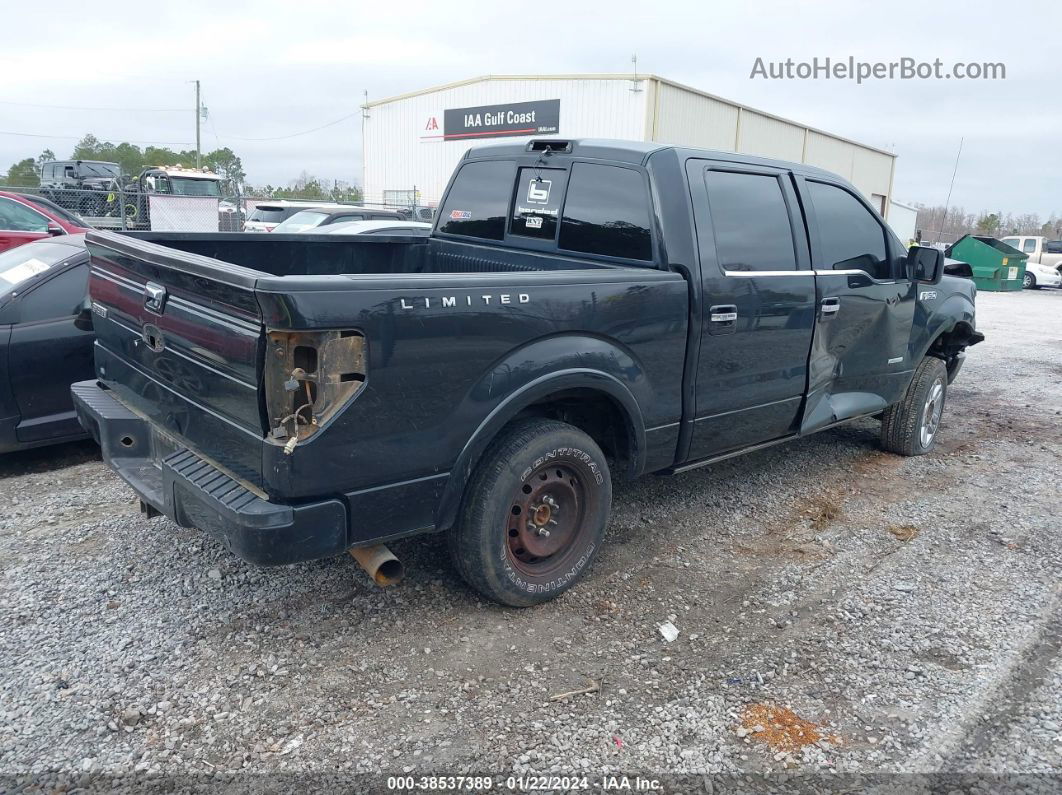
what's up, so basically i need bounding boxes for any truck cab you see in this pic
[120,167,224,230]
[999,236,1062,288]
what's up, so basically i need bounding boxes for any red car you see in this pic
[0,190,89,253]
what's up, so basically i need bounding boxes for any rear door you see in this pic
[86,231,267,483]
[0,197,50,253]
[686,161,817,459]
[798,178,915,432]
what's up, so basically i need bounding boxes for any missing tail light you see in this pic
[264,329,366,453]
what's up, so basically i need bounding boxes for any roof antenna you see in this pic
[630,54,642,93]
[936,136,963,245]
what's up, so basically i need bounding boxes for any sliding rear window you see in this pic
[439,158,653,262]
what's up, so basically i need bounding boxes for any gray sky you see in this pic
[2,0,1058,218]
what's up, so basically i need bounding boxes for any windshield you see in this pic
[169,177,222,197]
[23,196,87,227]
[0,240,82,299]
[273,210,328,233]
[78,162,120,178]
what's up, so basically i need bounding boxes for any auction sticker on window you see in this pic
[0,257,51,286]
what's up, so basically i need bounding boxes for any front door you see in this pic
[797,178,915,433]
[685,161,817,461]
[8,263,94,442]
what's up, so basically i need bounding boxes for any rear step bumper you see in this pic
[71,380,348,565]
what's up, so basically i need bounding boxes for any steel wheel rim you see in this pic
[506,462,588,576]
[920,379,944,448]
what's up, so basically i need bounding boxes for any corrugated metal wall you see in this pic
[651,81,738,151]
[363,77,648,205]
[363,75,895,213]
[651,79,895,210]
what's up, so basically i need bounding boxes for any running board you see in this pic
[667,411,882,475]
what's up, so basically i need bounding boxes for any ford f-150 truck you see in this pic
[71,139,983,606]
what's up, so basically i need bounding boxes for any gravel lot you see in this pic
[0,288,1059,789]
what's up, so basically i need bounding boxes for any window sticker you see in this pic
[449,210,472,220]
[526,178,552,204]
[0,257,51,285]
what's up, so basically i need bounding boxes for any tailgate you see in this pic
[85,230,266,484]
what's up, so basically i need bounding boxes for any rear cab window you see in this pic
[437,157,654,263]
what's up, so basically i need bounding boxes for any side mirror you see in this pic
[907,245,943,283]
[47,224,65,237]
[74,296,94,332]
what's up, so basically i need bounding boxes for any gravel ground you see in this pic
[0,288,1059,790]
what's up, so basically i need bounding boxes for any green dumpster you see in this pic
[944,235,1028,291]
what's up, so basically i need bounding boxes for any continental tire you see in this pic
[449,418,611,607]
[880,356,949,456]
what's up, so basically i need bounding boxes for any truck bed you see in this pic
[124,232,619,277]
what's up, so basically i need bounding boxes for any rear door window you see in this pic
[1022,238,1036,254]
[559,163,652,261]
[704,170,797,271]
[437,160,515,240]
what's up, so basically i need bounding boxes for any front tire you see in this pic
[880,356,949,456]
[449,418,611,606]
[1023,271,1037,289]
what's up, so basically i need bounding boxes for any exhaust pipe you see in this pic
[348,544,404,587]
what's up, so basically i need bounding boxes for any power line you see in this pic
[0,130,195,145]
[0,99,186,112]
[217,110,360,141]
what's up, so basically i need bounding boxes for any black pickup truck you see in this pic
[72,139,982,606]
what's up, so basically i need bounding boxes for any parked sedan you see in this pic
[1021,259,1062,289]
[0,236,94,452]
[0,190,90,253]
[308,220,433,236]
[271,206,404,234]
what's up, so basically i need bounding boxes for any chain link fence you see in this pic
[0,183,438,232]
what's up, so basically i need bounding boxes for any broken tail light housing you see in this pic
[264,329,366,453]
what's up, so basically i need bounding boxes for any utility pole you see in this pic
[194,80,201,169]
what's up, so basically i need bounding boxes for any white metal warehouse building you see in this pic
[362,74,896,214]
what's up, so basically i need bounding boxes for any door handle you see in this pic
[820,297,841,316]
[709,304,738,323]
[707,304,738,336]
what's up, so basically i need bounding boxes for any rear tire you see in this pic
[880,356,949,456]
[448,418,611,606]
